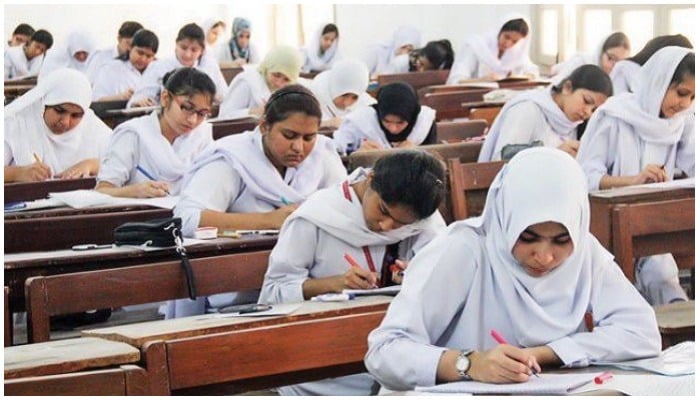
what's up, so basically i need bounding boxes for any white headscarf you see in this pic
[581,46,694,175]
[372,26,421,73]
[181,129,339,206]
[310,59,369,118]
[478,85,580,161]
[39,30,96,80]
[303,23,341,72]
[4,68,111,172]
[200,18,225,49]
[460,147,601,346]
[464,13,533,77]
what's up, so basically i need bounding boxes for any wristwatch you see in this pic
[455,349,475,379]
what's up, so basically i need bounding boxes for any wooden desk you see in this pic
[4,177,96,204]
[4,337,139,379]
[220,66,244,84]
[82,295,391,348]
[100,105,159,128]
[377,70,450,91]
[211,117,259,140]
[588,183,695,251]
[421,89,493,120]
[5,236,277,313]
[653,301,695,349]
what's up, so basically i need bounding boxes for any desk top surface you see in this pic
[82,295,393,347]
[653,300,695,331]
[589,180,694,203]
[4,337,140,379]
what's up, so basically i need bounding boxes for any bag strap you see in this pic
[173,228,197,300]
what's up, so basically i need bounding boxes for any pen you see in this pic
[136,165,169,195]
[32,152,42,164]
[343,253,378,288]
[490,329,540,377]
[594,371,613,384]
[281,196,291,206]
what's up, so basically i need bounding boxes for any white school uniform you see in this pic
[478,86,579,161]
[447,14,538,85]
[577,46,694,305]
[39,30,96,80]
[259,168,446,395]
[217,41,260,65]
[301,24,341,73]
[96,111,213,195]
[91,58,141,101]
[332,106,436,154]
[217,67,269,119]
[308,60,375,121]
[86,45,119,84]
[608,59,639,95]
[127,54,227,107]
[365,148,661,391]
[4,45,43,80]
[167,129,347,318]
[4,68,111,174]
[363,26,421,76]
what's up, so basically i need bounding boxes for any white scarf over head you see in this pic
[460,147,602,346]
[343,106,435,149]
[303,23,341,72]
[376,26,421,70]
[464,13,533,77]
[288,168,441,248]
[182,128,337,207]
[4,67,110,172]
[478,85,579,161]
[582,46,693,176]
[39,30,96,79]
[310,59,369,118]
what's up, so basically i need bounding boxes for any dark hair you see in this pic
[420,39,454,70]
[31,29,53,49]
[670,52,695,87]
[176,23,206,49]
[162,67,216,101]
[12,23,35,37]
[629,34,693,66]
[118,29,158,61]
[500,18,529,37]
[263,84,322,126]
[601,31,630,53]
[552,64,613,97]
[371,150,446,220]
[321,23,339,37]
[118,21,143,38]
[211,20,226,30]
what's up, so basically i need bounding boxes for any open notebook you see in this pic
[415,373,599,395]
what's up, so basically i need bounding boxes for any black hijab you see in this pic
[372,82,421,142]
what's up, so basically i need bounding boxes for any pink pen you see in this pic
[594,371,613,384]
[490,329,540,377]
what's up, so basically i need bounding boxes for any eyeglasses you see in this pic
[172,96,211,119]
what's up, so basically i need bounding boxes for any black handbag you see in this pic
[113,217,197,300]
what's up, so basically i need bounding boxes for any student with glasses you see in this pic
[96,67,215,198]
[4,68,111,183]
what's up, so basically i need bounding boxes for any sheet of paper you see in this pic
[415,373,599,395]
[592,341,695,376]
[572,373,695,396]
[343,285,401,296]
[47,190,179,209]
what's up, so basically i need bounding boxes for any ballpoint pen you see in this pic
[490,329,540,377]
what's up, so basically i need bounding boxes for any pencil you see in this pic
[32,152,42,164]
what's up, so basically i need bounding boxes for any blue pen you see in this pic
[280,196,292,206]
[136,165,156,181]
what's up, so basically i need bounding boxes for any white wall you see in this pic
[3,3,532,62]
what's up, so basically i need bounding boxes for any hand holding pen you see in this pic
[343,253,378,289]
[24,152,52,182]
[390,259,407,284]
[490,329,541,378]
[135,165,170,197]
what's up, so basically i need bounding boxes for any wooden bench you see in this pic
[220,66,244,84]
[448,159,506,220]
[377,69,450,91]
[4,177,96,204]
[653,301,695,350]
[25,250,271,343]
[211,117,259,140]
[611,197,695,283]
[436,119,488,143]
[421,89,492,120]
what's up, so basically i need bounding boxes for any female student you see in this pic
[577,46,694,305]
[38,29,96,80]
[217,45,302,119]
[333,81,436,154]
[86,21,143,84]
[551,31,630,82]
[200,18,226,51]
[307,59,375,129]
[96,67,215,198]
[609,34,692,94]
[169,85,347,316]
[365,147,661,390]
[363,25,421,77]
[4,68,111,182]
[259,150,447,395]
[447,14,538,85]
[217,17,258,67]
[127,23,227,107]
[478,64,612,162]
[408,39,454,72]
[91,29,158,102]
[4,29,53,80]
[301,23,340,73]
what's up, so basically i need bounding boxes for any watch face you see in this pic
[456,354,470,371]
